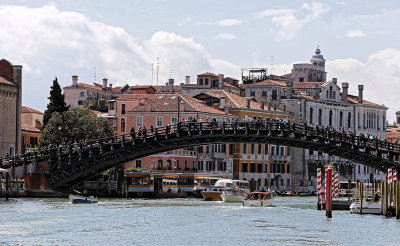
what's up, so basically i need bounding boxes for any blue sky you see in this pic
[1,0,399,121]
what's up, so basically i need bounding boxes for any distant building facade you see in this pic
[21,106,43,153]
[0,59,22,157]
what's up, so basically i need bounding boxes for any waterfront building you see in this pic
[195,90,293,191]
[387,111,400,144]
[108,93,232,173]
[0,59,22,157]
[63,75,130,107]
[181,73,241,97]
[20,106,43,153]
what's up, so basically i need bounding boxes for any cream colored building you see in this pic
[0,59,22,157]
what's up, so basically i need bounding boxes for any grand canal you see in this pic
[0,197,398,245]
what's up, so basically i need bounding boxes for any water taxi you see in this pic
[69,194,97,204]
[192,177,220,198]
[221,188,247,203]
[243,192,274,207]
[201,179,250,201]
[349,201,381,214]
[126,172,154,197]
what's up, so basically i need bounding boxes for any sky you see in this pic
[1,0,399,121]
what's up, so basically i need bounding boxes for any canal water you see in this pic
[0,197,398,245]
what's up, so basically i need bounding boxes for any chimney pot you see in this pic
[246,99,251,109]
[332,78,337,84]
[358,85,364,104]
[218,74,224,88]
[72,75,78,86]
[109,83,113,91]
[185,76,190,85]
[220,97,226,109]
[102,78,108,89]
[342,82,349,103]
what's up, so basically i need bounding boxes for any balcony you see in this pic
[270,155,291,161]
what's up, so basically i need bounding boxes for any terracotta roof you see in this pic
[21,106,43,114]
[225,77,239,81]
[387,127,400,141]
[127,94,227,115]
[197,72,218,77]
[0,76,15,86]
[293,82,323,89]
[245,80,286,87]
[282,73,293,78]
[347,95,380,106]
[200,90,267,110]
[116,94,152,101]
[153,85,182,93]
[131,85,156,90]
[64,83,104,91]
[223,82,239,88]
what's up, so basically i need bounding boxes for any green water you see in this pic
[0,197,398,245]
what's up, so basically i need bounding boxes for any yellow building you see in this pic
[195,90,293,191]
[21,106,43,153]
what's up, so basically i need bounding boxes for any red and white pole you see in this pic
[317,168,322,210]
[393,170,397,182]
[334,171,339,199]
[325,168,333,218]
[388,169,393,184]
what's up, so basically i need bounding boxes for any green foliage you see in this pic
[42,77,68,128]
[40,107,113,146]
[126,167,147,172]
[89,98,108,112]
[393,121,397,127]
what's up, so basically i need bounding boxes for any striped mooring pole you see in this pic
[393,170,397,182]
[334,171,339,199]
[317,168,322,210]
[388,169,393,184]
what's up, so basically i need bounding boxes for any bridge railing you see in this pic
[1,120,400,170]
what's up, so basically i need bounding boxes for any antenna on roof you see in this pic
[94,66,97,83]
[151,63,154,85]
[156,57,159,86]
[270,56,274,75]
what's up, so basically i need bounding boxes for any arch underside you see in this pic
[47,126,400,190]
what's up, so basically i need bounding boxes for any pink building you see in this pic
[108,93,231,172]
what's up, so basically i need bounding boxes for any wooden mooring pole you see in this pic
[396,180,400,219]
[325,168,332,218]
[359,181,363,214]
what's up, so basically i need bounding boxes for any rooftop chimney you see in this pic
[185,76,190,85]
[332,78,337,85]
[109,83,113,91]
[312,83,319,99]
[102,78,108,89]
[286,81,293,99]
[358,85,364,104]
[342,82,349,103]
[220,97,226,109]
[246,99,251,109]
[72,75,78,86]
[218,74,224,88]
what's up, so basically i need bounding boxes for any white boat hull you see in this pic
[243,198,274,207]
[350,202,381,215]
[221,194,246,203]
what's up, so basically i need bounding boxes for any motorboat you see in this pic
[201,179,250,201]
[243,192,274,207]
[69,194,98,204]
[192,177,220,198]
[221,188,247,203]
[349,201,381,215]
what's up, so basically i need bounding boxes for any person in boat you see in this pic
[373,190,380,202]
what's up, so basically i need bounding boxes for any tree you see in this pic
[42,77,68,128]
[40,107,113,146]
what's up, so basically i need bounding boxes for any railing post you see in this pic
[130,127,136,145]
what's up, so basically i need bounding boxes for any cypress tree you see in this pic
[42,77,68,128]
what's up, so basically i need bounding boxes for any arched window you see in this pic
[166,160,172,170]
[157,160,163,170]
[309,108,313,124]
[326,90,329,99]
[358,112,360,128]
[339,111,343,128]
[329,86,333,98]
[121,118,126,132]
[329,110,333,126]
[363,113,366,128]
[377,115,380,129]
[347,112,351,129]
[9,145,15,156]
[318,109,322,125]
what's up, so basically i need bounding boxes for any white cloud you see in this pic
[214,33,237,40]
[0,4,239,112]
[345,29,367,38]
[215,19,242,26]
[259,2,330,40]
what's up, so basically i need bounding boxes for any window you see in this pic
[250,163,256,173]
[287,146,290,156]
[171,117,178,125]
[156,116,163,127]
[177,160,180,169]
[339,111,343,128]
[265,164,269,173]
[242,163,248,173]
[264,144,268,155]
[80,92,85,97]
[198,161,203,170]
[135,160,142,168]
[205,78,209,85]
[137,116,143,127]
[272,90,278,100]
[257,164,262,173]
[318,109,322,125]
[280,146,285,156]
[199,78,203,85]
[347,112,351,129]
[271,146,275,156]
[286,165,290,173]
[198,146,203,153]
[78,100,85,105]
[262,91,267,97]
[251,144,255,154]
[242,144,247,154]
[329,110,333,126]
[309,108,313,124]
[250,91,255,97]
[121,118,126,132]
[185,160,188,169]
[299,77,304,82]
[258,144,262,155]
[229,144,234,155]
[121,104,126,114]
